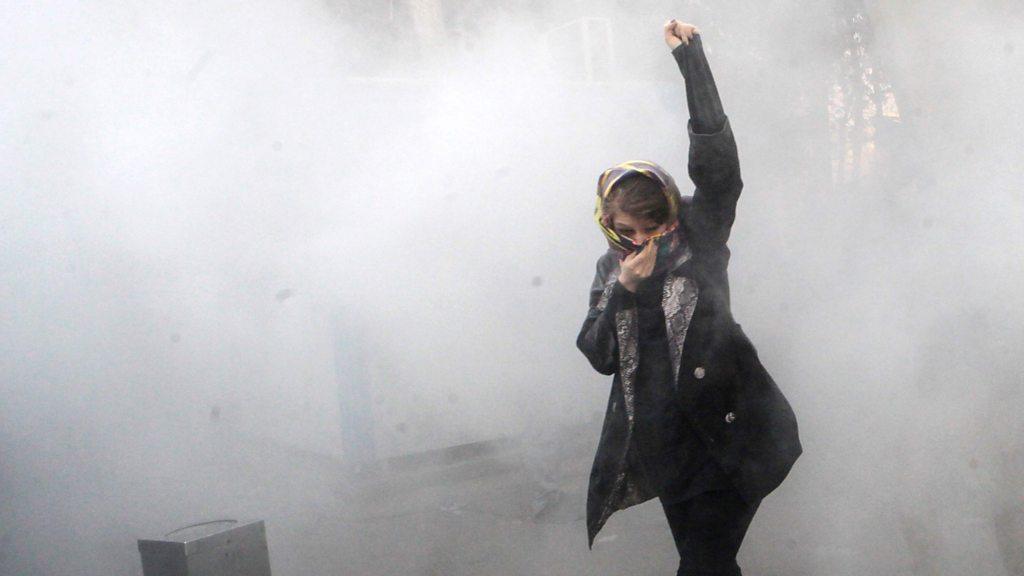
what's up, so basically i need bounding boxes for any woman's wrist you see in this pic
[618,274,638,293]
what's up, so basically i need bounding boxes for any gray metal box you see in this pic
[138,520,272,576]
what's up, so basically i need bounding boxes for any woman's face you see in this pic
[612,211,674,246]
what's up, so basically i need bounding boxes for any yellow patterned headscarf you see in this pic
[594,160,683,253]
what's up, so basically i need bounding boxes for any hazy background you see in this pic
[2,1,1022,574]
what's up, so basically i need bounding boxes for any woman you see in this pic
[577,20,802,575]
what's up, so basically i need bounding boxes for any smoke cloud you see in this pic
[1,1,1021,574]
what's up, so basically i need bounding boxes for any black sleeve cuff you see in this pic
[607,280,636,309]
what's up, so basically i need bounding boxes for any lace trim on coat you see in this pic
[662,275,700,386]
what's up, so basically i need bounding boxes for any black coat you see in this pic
[577,117,802,548]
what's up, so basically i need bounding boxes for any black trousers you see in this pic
[660,489,761,576]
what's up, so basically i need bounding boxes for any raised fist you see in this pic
[663,19,700,50]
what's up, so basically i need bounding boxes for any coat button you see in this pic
[693,366,706,379]
[724,412,736,423]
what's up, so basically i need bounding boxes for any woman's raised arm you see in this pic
[665,20,743,248]
[665,20,726,135]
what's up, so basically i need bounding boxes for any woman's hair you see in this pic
[603,173,671,224]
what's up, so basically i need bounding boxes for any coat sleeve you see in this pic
[672,36,743,249]
[576,253,633,376]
